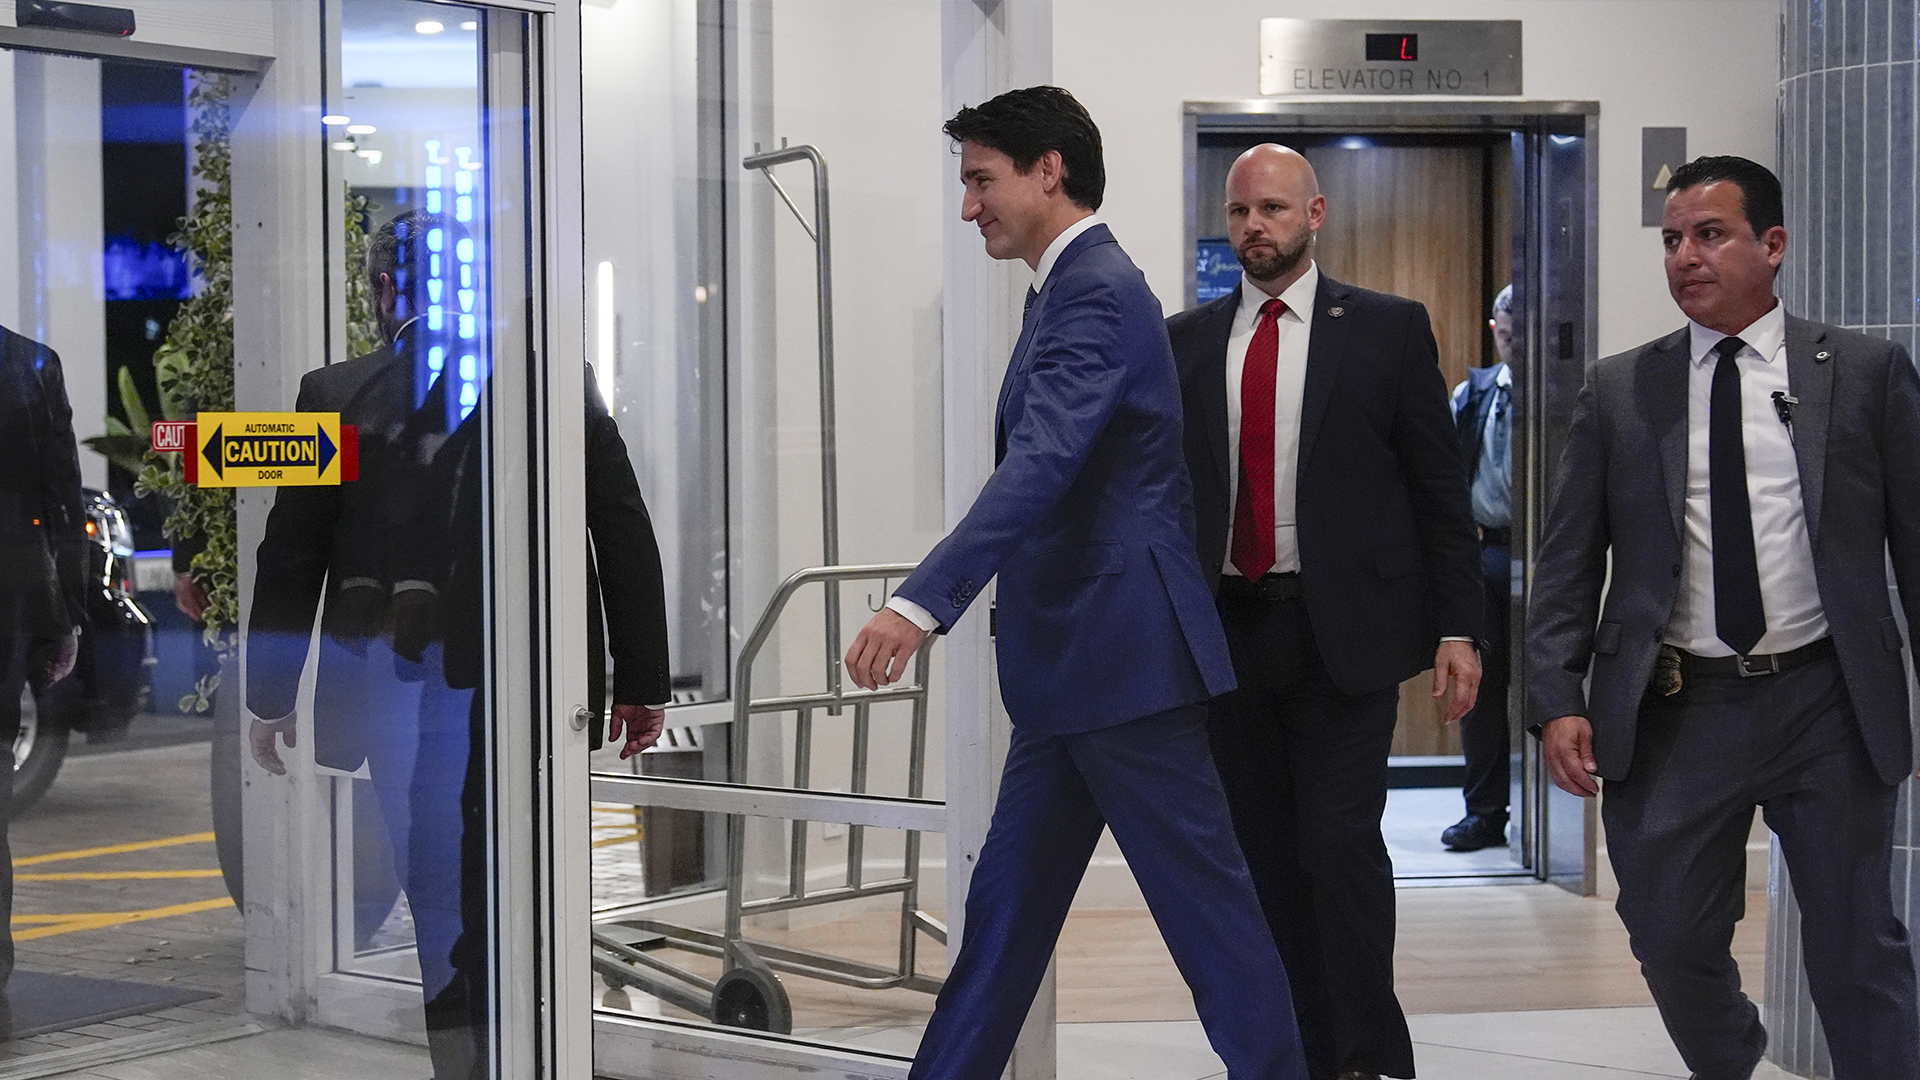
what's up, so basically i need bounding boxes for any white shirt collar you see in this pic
[1688,299,1786,366]
[1032,214,1103,292]
[1238,261,1320,324]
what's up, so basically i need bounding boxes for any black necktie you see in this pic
[1024,286,1037,317]
[1709,335,1766,655]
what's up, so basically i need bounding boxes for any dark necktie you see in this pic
[1230,298,1287,579]
[1024,286,1037,317]
[1709,335,1767,655]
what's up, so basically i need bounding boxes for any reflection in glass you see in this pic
[246,4,498,1077]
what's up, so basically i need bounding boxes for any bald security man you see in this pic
[1167,144,1483,1080]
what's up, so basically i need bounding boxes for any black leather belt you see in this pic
[1218,572,1303,603]
[1479,525,1511,546]
[1681,637,1834,679]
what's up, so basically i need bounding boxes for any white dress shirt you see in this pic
[1664,301,1829,657]
[886,216,1105,633]
[1221,263,1319,577]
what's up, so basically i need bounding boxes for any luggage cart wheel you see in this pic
[711,967,792,1034]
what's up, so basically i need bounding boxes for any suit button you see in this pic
[1671,564,1681,578]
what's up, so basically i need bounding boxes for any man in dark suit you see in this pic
[1442,285,1517,852]
[845,87,1308,1080]
[1166,144,1483,1080]
[248,210,669,1079]
[0,325,86,1034]
[1530,155,1920,1080]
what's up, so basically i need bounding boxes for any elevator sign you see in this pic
[1259,19,1522,97]
[192,412,353,487]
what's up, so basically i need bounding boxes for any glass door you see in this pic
[237,2,586,1076]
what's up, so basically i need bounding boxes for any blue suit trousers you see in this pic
[909,703,1309,1080]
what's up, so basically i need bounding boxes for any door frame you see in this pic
[1180,98,1602,895]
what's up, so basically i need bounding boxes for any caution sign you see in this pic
[192,412,356,487]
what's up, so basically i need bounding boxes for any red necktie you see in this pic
[1231,298,1286,579]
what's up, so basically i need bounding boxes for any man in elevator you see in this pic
[1442,285,1517,853]
[1165,143,1483,1080]
[844,85,1309,1080]
[0,324,86,1038]
[1530,155,1920,1080]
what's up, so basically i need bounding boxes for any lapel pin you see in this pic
[1814,349,1831,362]
[1327,305,1346,318]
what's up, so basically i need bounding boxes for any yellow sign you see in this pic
[193,412,348,487]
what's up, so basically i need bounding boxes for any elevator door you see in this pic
[1184,101,1599,893]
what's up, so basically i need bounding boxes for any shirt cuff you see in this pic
[885,595,939,632]
[1440,636,1474,643]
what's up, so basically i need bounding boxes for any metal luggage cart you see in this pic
[590,563,947,1033]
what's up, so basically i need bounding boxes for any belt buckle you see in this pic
[1736,653,1779,677]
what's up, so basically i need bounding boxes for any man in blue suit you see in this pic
[845,86,1308,1080]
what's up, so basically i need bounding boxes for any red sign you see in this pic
[152,420,192,453]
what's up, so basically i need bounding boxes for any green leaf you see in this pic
[117,366,151,433]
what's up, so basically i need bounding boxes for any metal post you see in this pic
[743,143,844,711]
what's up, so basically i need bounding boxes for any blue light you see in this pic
[455,196,472,222]
[460,384,478,406]
[459,264,472,288]
[459,314,475,339]
[459,288,474,312]
[425,165,442,188]
[430,254,440,277]
[459,354,476,381]
[427,228,444,252]
[456,238,474,263]
[427,279,443,303]
[454,170,472,194]
[426,189,442,213]
[428,305,443,331]
[428,345,444,372]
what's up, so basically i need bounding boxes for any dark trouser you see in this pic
[1210,591,1411,1080]
[1603,653,1920,1080]
[1459,541,1511,820]
[0,636,18,994]
[909,704,1309,1080]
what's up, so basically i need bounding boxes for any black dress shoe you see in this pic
[1441,813,1508,851]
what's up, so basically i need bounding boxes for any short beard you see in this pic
[1237,233,1310,285]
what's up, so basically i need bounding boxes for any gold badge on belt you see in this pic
[1650,644,1684,697]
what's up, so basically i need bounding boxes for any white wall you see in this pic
[1052,0,1780,355]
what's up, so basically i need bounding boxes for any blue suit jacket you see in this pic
[897,224,1235,735]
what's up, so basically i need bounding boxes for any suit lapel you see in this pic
[993,224,1114,459]
[1784,314,1833,544]
[1297,274,1350,472]
[1645,329,1691,543]
[1199,287,1239,494]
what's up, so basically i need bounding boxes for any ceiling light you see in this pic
[415,20,444,34]
[346,124,377,135]
[321,114,351,125]
[331,141,356,152]
[460,21,476,30]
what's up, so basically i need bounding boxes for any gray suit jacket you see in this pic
[1528,313,1920,785]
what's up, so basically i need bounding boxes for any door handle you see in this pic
[570,705,592,731]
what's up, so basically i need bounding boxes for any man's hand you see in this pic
[609,703,665,760]
[1432,639,1482,723]
[1543,715,1600,797]
[390,589,439,664]
[174,572,208,623]
[844,609,928,691]
[249,716,298,775]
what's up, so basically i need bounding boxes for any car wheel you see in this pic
[15,684,72,811]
